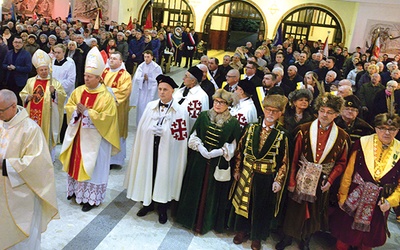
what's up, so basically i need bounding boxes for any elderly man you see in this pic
[373,80,399,117]
[277,93,350,250]
[20,49,67,161]
[60,47,120,212]
[223,68,240,92]
[285,65,303,93]
[125,75,189,224]
[131,50,163,125]
[335,95,374,144]
[358,73,385,124]
[232,94,289,250]
[197,63,216,106]
[324,70,340,92]
[174,66,210,131]
[230,79,258,129]
[102,51,132,168]
[0,89,59,250]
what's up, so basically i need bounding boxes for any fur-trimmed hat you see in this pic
[156,74,178,89]
[314,93,344,113]
[374,113,400,129]
[212,89,234,106]
[262,94,288,112]
[188,66,203,83]
[288,89,313,104]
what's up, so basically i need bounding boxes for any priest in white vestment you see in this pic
[130,50,163,125]
[173,66,210,132]
[0,89,59,250]
[230,79,258,129]
[125,75,189,224]
[60,47,120,212]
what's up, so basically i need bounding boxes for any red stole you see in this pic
[68,90,99,180]
[27,79,47,127]
[102,68,125,88]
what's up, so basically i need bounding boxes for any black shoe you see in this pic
[158,212,168,224]
[137,205,154,217]
[82,203,96,212]
[67,194,75,200]
[275,236,292,250]
[299,237,310,250]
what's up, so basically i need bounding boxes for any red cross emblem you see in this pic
[170,118,188,141]
[187,100,202,118]
[236,113,248,128]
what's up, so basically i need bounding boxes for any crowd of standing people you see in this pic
[0,13,399,250]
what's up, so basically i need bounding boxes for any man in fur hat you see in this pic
[174,66,209,131]
[60,47,120,212]
[125,75,189,224]
[231,94,289,250]
[335,95,374,145]
[277,93,350,250]
[20,49,66,161]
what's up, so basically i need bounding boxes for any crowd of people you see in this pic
[0,14,399,250]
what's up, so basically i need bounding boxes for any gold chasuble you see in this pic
[102,68,132,138]
[20,77,66,147]
[60,84,120,182]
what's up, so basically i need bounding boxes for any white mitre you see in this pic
[32,49,52,68]
[85,46,105,76]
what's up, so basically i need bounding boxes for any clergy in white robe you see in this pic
[130,50,163,126]
[173,66,209,132]
[60,47,120,212]
[102,51,132,167]
[230,79,258,129]
[0,90,59,250]
[125,75,189,224]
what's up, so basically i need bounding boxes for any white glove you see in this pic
[208,148,224,158]
[272,182,281,193]
[198,144,211,159]
[151,125,163,137]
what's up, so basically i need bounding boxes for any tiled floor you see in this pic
[41,52,400,250]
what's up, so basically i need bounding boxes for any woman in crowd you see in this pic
[331,112,400,250]
[176,89,241,235]
[66,41,84,87]
[283,89,315,135]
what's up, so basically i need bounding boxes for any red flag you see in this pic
[32,12,38,21]
[372,36,380,58]
[143,8,153,30]
[322,35,329,58]
[127,16,133,31]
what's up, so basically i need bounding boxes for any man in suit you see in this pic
[243,61,262,87]
[2,36,32,105]
[183,28,198,68]
[208,57,225,88]
[223,69,240,92]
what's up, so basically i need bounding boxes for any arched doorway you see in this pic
[203,1,265,51]
[281,6,343,44]
[141,0,194,29]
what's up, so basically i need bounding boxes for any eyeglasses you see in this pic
[318,109,337,115]
[264,107,281,115]
[214,99,227,106]
[0,103,14,113]
[245,66,254,69]
[344,107,358,113]
[376,126,398,133]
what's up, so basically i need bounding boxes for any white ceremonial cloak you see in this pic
[230,98,258,129]
[130,60,163,125]
[0,107,58,250]
[173,84,209,132]
[124,99,189,206]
